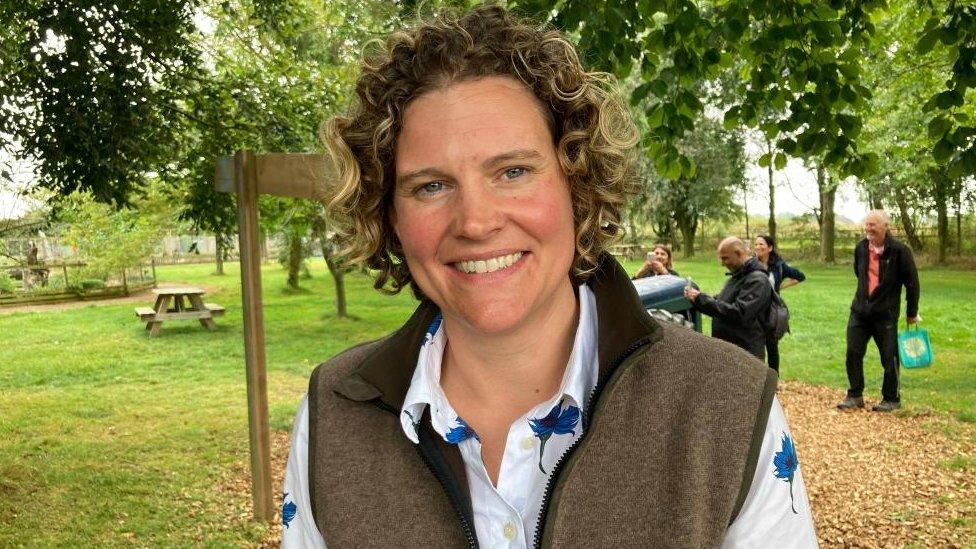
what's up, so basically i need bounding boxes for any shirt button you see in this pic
[520,436,535,450]
[502,522,517,540]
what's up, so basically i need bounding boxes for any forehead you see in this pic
[865,214,886,224]
[395,76,554,173]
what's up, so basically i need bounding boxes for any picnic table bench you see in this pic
[609,243,644,260]
[135,286,224,337]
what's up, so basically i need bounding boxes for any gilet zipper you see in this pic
[372,400,479,548]
[532,336,656,548]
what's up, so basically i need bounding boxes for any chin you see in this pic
[449,300,529,335]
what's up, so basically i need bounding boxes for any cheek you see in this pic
[393,203,442,262]
[518,181,576,249]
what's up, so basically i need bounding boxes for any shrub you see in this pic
[0,270,15,294]
[79,279,106,291]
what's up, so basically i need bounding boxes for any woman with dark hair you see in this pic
[754,235,806,372]
[632,243,679,279]
[281,5,815,547]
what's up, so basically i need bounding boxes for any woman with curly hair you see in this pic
[282,5,816,547]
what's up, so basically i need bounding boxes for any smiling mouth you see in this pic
[454,252,524,274]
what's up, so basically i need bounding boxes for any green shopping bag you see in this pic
[898,323,933,369]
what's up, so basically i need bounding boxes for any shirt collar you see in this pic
[869,242,885,255]
[400,284,599,444]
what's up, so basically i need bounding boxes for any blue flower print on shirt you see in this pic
[529,398,581,473]
[282,493,297,529]
[773,433,799,514]
[423,313,442,347]
[445,416,479,444]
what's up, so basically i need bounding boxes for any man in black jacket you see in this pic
[837,210,920,412]
[684,237,772,360]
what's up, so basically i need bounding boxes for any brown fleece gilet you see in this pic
[307,257,776,548]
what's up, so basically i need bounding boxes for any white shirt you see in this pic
[283,285,818,548]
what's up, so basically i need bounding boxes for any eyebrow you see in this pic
[396,149,545,187]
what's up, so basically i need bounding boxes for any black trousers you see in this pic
[766,337,780,372]
[845,311,900,402]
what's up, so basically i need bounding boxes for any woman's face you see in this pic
[754,237,770,259]
[392,76,577,336]
[653,247,669,265]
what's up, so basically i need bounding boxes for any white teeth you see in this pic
[456,252,523,274]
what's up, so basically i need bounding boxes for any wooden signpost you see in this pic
[215,150,330,522]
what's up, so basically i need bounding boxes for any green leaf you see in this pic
[935,90,965,109]
[927,116,953,140]
[631,82,654,106]
[646,103,666,128]
[757,152,771,167]
[933,137,955,162]
[949,126,976,147]
[774,153,787,170]
[778,138,797,154]
[664,157,682,180]
[916,29,940,54]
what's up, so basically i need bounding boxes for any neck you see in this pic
[869,235,886,247]
[440,283,579,415]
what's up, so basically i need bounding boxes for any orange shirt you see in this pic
[867,244,884,294]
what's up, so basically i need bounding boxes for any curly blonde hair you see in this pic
[323,3,639,295]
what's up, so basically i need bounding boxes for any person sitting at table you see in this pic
[632,243,679,279]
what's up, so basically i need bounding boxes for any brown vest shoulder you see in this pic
[307,338,470,547]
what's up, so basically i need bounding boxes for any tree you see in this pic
[59,186,177,282]
[0,0,200,204]
[916,0,976,182]
[518,0,884,182]
[814,162,837,263]
[858,0,975,259]
[648,117,744,257]
[173,0,395,310]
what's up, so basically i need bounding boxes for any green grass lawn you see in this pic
[0,255,973,546]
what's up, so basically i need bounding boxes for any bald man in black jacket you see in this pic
[684,237,772,360]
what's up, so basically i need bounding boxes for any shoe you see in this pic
[872,400,901,412]
[836,396,864,410]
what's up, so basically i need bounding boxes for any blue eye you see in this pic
[503,167,527,180]
[417,181,445,196]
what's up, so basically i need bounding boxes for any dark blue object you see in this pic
[632,274,701,332]
[529,398,581,473]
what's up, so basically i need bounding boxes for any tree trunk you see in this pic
[677,214,698,258]
[817,164,837,263]
[893,187,924,251]
[215,235,225,275]
[931,169,950,264]
[868,190,884,210]
[316,231,348,318]
[743,184,750,241]
[766,138,777,242]
[956,187,964,256]
[286,233,302,289]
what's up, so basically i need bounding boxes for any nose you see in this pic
[453,181,505,240]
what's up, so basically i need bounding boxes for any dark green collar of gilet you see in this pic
[332,252,663,409]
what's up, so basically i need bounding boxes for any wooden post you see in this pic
[235,150,274,522]
[216,151,331,523]
[61,263,69,289]
[122,270,129,296]
[151,258,157,287]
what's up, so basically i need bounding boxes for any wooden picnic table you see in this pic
[135,286,225,337]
